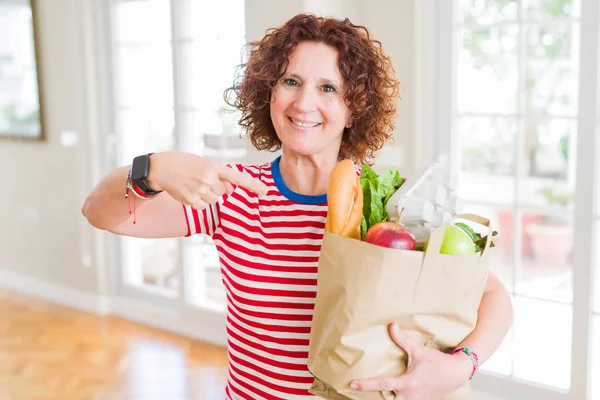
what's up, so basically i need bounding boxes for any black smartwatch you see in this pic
[130,153,162,195]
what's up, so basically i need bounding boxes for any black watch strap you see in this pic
[130,153,162,195]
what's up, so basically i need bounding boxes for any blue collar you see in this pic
[271,156,328,205]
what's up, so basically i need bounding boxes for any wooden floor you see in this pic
[0,288,229,400]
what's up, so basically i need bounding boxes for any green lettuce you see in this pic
[359,164,405,240]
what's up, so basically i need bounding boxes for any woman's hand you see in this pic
[350,323,473,400]
[149,151,268,210]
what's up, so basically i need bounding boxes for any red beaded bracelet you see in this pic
[124,171,161,224]
[451,347,479,380]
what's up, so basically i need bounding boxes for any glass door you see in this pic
[174,0,247,313]
[111,0,180,306]
[437,0,585,394]
[106,0,246,337]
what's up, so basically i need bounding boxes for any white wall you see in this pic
[353,0,420,175]
[0,0,100,295]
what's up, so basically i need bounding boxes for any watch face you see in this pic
[130,155,150,182]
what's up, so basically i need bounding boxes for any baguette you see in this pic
[325,159,363,240]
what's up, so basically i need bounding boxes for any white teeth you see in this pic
[290,118,320,128]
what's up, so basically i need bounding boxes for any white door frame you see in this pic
[92,0,227,348]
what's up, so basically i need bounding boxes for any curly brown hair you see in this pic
[224,13,400,164]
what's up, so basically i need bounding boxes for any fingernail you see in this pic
[392,323,400,334]
[350,383,358,390]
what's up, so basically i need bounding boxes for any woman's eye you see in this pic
[283,78,298,87]
[322,84,337,93]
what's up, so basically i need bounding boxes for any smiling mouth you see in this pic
[288,117,322,128]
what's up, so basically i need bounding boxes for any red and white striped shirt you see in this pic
[183,156,328,399]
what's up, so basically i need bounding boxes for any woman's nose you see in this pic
[293,87,318,113]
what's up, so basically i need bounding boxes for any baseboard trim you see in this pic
[0,268,110,316]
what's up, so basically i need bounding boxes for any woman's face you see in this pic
[270,41,352,161]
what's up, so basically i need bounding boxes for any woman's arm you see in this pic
[454,270,514,365]
[81,151,268,238]
[351,271,514,398]
[81,163,190,238]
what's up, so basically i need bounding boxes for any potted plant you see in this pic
[525,185,574,266]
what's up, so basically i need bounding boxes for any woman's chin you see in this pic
[282,143,318,157]
[279,136,341,159]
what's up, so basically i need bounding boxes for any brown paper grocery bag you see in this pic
[307,214,495,400]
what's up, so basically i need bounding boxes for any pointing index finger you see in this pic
[218,165,268,196]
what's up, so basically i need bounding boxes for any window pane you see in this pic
[513,296,571,390]
[457,25,519,114]
[518,212,573,302]
[115,0,171,44]
[179,110,204,154]
[177,1,245,112]
[116,44,174,109]
[178,110,247,162]
[122,237,180,297]
[188,1,246,40]
[184,236,226,312]
[459,0,518,25]
[516,118,575,303]
[457,116,518,193]
[178,40,245,112]
[592,315,600,400]
[524,119,575,181]
[526,23,580,116]
[117,109,175,165]
[522,0,581,20]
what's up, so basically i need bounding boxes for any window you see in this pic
[455,0,580,309]
[109,0,246,313]
[434,0,599,397]
[454,0,580,389]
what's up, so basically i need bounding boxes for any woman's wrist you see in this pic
[450,347,480,381]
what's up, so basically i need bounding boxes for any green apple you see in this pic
[424,224,477,255]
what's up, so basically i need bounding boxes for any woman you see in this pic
[82,13,513,400]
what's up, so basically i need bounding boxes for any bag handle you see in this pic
[454,213,496,264]
[421,213,496,266]
[421,224,448,257]
[454,213,490,228]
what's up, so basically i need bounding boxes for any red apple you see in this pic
[364,221,416,250]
